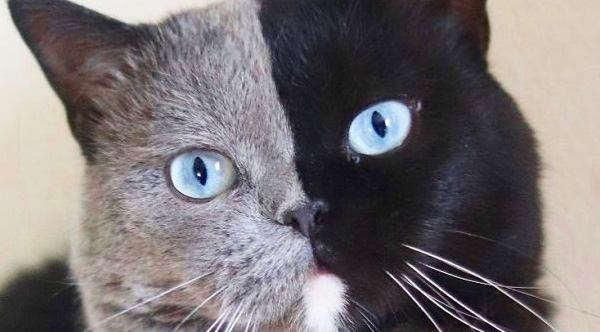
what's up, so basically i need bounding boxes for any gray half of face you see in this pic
[91,2,318,329]
[10,0,318,329]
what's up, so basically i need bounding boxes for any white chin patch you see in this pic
[303,273,347,332]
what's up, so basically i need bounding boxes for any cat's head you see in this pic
[10,0,548,330]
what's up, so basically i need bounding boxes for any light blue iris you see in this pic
[348,100,412,156]
[169,150,236,200]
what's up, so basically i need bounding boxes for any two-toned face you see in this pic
[10,0,549,331]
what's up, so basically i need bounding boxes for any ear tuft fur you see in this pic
[432,0,490,53]
[8,0,141,161]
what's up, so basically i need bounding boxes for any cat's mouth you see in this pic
[310,236,340,276]
[313,255,333,273]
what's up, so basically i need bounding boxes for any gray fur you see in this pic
[69,0,313,330]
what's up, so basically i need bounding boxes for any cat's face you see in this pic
[10,0,549,331]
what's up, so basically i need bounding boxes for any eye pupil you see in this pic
[371,111,387,138]
[193,157,208,186]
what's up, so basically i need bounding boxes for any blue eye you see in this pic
[348,101,412,155]
[169,150,236,200]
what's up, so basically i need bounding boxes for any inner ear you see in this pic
[9,0,142,161]
[435,0,490,53]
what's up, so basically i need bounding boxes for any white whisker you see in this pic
[385,271,443,332]
[423,263,600,320]
[406,263,506,332]
[358,311,378,332]
[214,308,232,332]
[423,263,541,290]
[416,273,476,326]
[243,312,254,332]
[403,244,559,332]
[351,300,380,332]
[83,272,211,332]
[205,308,231,332]
[224,303,245,332]
[173,286,226,331]
[350,300,378,321]
[402,276,486,332]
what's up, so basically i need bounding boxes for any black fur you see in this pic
[260,0,551,330]
[0,260,81,332]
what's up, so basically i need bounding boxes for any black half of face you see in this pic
[260,0,543,326]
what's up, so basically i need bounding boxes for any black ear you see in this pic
[8,0,140,160]
[434,0,490,54]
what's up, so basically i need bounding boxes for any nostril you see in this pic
[311,200,328,225]
[283,200,329,238]
[314,210,323,225]
[283,211,294,226]
[283,211,303,235]
[289,217,302,232]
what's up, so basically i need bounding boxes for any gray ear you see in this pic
[435,0,490,53]
[8,0,141,160]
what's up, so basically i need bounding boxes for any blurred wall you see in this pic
[0,0,598,330]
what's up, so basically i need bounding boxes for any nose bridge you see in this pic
[271,169,308,223]
[295,151,357,201]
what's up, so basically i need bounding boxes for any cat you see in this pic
[3,0,553,331]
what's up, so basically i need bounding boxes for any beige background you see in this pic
[0,0,598,330]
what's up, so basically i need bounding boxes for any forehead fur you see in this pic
[88,0,305,214]
[94,0,291,165]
